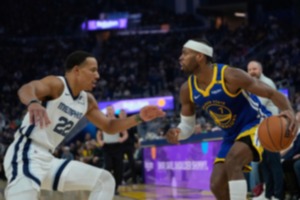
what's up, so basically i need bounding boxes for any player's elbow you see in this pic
[17,84,28,97]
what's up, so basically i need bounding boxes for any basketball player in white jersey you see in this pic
[3,51,166,200]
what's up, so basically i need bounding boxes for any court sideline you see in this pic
[0,180,215,200]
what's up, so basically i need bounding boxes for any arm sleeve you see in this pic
[177,114,196,140]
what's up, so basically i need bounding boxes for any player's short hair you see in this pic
[191,38,214,63]
[65,51,94,71]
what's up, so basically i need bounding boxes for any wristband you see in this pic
[27,99,41,107]
[135,114,144,123]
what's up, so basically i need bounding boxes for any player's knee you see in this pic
[225,151,244,169]
[5,178,40,200]
[102,170,115,190]
[225,153,249,179]
[94,170,115,192]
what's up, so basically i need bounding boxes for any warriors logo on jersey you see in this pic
[188,64,271,138]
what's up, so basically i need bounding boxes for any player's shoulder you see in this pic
[86,92,100,112]
[180,80,189,91]
[223,65,237,72]
[223,66,246,79]
[39,75,65,98]
[86,92,97,104]
[41,75,64,86]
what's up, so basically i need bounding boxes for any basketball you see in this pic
[258,116,295,152]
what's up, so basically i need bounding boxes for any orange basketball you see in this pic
[258,115,295,152]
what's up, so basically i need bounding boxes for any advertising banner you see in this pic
[143,141,222,190]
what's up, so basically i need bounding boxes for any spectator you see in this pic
[281,111,300,200]
[61,146,74,160]
[120,109,139,184]
[248,61,284,200]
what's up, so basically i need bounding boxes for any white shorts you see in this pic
[4,134,105,197]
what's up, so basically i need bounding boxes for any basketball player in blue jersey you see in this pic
[3,51,165,200]
[165,39,297,200]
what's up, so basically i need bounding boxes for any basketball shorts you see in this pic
[4,134,106,197]
[214,124,263,172]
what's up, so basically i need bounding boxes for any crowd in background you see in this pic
[1,23,299,142]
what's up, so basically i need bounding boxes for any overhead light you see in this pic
[235,12,246,18]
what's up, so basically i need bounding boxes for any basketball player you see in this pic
[165,39,297,200]
[247,61,284,200]
[3,51,165,200]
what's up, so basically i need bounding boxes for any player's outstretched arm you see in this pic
[18,76,62,127]
[85,94,166,134]
[224,67,297,134]
[166,82,196,144]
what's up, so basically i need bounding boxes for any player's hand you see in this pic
[139,105,166,122]
[165,128,181,144]
[279,110,298,136]
[28,103,51,128]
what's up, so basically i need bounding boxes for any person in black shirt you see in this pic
[121,110,138,184]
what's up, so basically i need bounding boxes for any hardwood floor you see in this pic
[0,180,215,200]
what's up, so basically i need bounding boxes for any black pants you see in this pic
[282,159,300,196]
[103,143,124,191]
[261,150,284,199]
[123,145,137,183]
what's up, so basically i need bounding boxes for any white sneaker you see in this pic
[271,197,279,200]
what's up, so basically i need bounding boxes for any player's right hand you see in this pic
[28,103,51,128]
[139,105,166,122]
[279,109,298,136]
[165,128,181,144]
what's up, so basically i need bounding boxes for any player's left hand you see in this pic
[279,110,298,136]
[139,105,166,122]
[28,102,51,128]
[165,128,181,144]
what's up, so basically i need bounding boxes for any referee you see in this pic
[97,106,128,195]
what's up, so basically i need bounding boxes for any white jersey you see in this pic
[258,74,279,115]
[102,131,120,143]
[16,76,88,151]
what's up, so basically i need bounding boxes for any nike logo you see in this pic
[194,95,201,99]
[65,93,70,96]
[211,89,222,94]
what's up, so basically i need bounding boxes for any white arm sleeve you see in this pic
[177,114,196,140]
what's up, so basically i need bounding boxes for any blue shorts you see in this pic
[214,124,263,172]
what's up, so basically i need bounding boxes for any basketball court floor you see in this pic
[0,180,215,200]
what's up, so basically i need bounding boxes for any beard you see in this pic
[181,63,196,75]
[250,73,260,79]
[181,68,194,75]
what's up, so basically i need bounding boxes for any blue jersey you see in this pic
[188,63,271,140]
